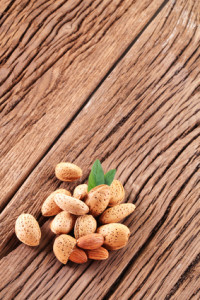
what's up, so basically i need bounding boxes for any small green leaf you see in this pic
[93,160,105,186]
[104,169,116,185]
[88,159,105,191]
[88,172,96,192]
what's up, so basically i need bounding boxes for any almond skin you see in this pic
[54,194,89,215]
[50,211,76,234]
[55,162,82,182]
[85,185,111,217]
[109,180,125,206]
[15,214,41,246]
[73,184,88,200]
[41,189,71,216]
[53,235,76,264]
[99,203,136,224]
[97,223,130,250]
[87,247,109,260]
[74,215,97,239]
[69,246,88,264]
[77,233,104,250]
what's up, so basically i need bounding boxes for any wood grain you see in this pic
[109,173,200,300]
[0,0,200,299]
[0,0,166,211]
[169,259,200,300]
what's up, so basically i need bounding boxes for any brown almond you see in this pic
[97,223,130,250]
[50,211,76,234]
[109,180,125,206]
[85,185,111,217]
[55,162,82,182]
[99,203,136,224]
[87,247,109,260]
[15,214,41,246]
[74,215,97,239]
[41,189,71,216]
[77,233,104,250]
[54,194,89,215]
[53,235,76,264]
[69,246,88,264]
[73,184,88,200]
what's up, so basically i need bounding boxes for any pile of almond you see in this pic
[15,162,135,264]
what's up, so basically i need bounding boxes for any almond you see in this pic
[54,194,89,215]
[77,233,104,250]
[87,247,109,260]
[53,234,76,264]
[74,215,97,239]
[50,211,76,234]
[85,185,110,217]
[69,246,88,264]
[99,203,135,224]
[97,223,130,250]
[15,214,41,246]
[73,184,88,200]
[41,189,71,216]
[55,162,82,182]
[109,180,125,206]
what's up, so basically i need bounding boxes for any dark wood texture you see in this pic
[0,0,200,299]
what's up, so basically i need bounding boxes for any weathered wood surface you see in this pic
[0,0,200,299]
[0,0,166,211]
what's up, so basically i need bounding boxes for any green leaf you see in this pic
[88,172,96,192]
[88,159,105,191]
[104,169,116,185]
[93,160,104,186]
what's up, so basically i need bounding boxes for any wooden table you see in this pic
[0,0,200,299]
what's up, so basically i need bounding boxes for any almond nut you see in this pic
[55,162,82,182]
[15,214,41,246]
[109,180,125,206]
[77,233,104,250]
[50,211,76,234]
[97,223,130,250]
[69,246,88,264]
[74,215,97,239]
[99,203,135,224]
[53,234,76,264]
[87,247,109,260]
[41,189,71,216]
[54,194,89,215]
[85,185,110,217]
[73,184,88,200]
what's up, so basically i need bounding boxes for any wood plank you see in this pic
[0,0,200,298]
[0,0,166,210]
[169,260,200,300]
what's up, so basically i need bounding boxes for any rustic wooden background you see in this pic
[0,0,200,299]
